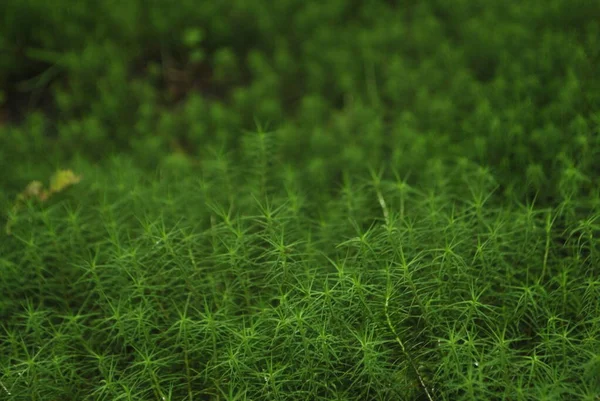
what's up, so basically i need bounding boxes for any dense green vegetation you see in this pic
[1,1,599,400]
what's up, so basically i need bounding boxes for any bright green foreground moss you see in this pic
[1,0,599,400]
[1,156,598,400]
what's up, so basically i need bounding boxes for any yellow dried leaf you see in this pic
[49,169,82,194]
[20,181,47,200]
[5,169,82,235]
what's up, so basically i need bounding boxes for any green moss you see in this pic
[1,0,600,399]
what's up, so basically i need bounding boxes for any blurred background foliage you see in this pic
[0,0,599,205]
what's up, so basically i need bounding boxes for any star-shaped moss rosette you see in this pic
[5,169,82,234]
